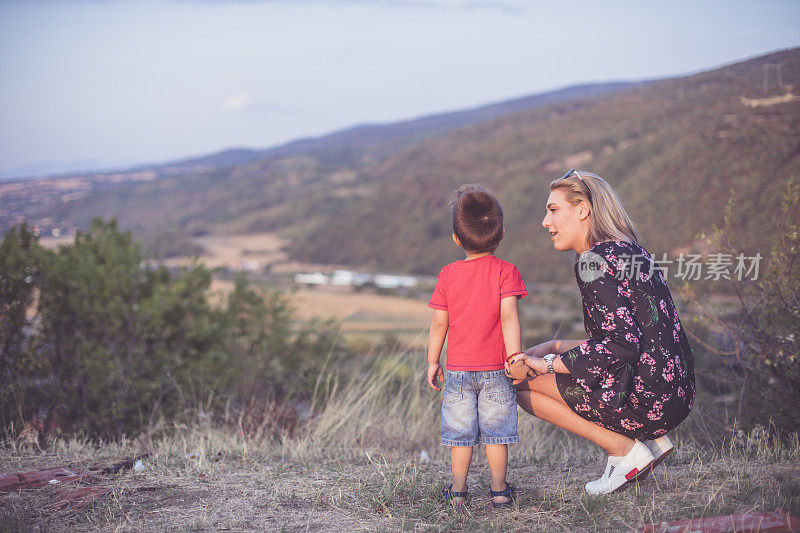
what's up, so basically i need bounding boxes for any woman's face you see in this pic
[542,188,591,253]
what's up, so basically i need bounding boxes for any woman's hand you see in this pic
[524,340,554,358]
[520,354,549,375]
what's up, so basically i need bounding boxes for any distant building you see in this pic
[373,274,417,289]
[331,270,371,286]
[294,270,418,290]
[294,272,330,285]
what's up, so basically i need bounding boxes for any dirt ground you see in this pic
[2,441,799,532]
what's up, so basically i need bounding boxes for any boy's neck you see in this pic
[463,251,493,260]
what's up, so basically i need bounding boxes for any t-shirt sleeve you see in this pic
[428,268,448,310]
[500,264,527,299]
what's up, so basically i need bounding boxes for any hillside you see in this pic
[1,49,799,281]
[141,81,642,173]
[0,80,637,258]
[289,48,800,280]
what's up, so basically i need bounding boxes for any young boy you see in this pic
[427,184,527,507]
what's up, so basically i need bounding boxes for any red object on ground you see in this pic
[0,468,87,492]
[50,486,112,511]
[642,508,800,533]
[1,466,113,512]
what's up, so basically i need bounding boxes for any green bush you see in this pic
[221,273,339,402]
[702,181,800,435]
[0,219,340,438]
[0,223,46,429]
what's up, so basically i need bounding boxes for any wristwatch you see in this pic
[543,353,556,374]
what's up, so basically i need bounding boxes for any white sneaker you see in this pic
[584,440,654,495]
[584,456,620,494]
[644,435,674,467]
[631,435,674,480]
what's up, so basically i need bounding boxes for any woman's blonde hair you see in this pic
[549,170,640,248]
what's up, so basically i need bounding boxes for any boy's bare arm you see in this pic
[427,309,448,391]
[500,296,522,357]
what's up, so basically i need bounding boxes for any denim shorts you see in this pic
[441,369,518,446]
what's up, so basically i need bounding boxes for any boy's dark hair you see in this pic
[450,184,504,253]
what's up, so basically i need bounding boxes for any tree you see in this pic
[0,223,44,428]
[222,273,340,402]
[36,219,224,436]
[3,218,342,438]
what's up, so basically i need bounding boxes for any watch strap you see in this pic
[545,354,556,374]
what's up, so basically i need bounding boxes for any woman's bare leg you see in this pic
[517,375,634,456]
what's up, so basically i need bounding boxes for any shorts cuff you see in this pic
[481,436,519,445]
[441,438,478,447]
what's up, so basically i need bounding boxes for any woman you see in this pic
[506,169,695,495]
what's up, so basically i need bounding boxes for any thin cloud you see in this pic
[224,93,254,112]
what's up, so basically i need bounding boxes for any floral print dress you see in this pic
[556,240,695,440]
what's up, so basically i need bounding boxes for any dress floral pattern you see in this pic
[556,240,695,440]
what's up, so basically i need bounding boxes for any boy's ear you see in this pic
[501,226,506,240]
[452,233,462,247]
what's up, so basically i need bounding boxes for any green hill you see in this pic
[288,48,800,280]
[0,81,638,258]
[1,48,798,282]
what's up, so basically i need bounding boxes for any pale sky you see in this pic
[1,0,798,179]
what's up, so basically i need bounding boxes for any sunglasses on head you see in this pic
[558,169,592,203]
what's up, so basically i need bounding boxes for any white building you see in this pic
[294,272,330,285]
[373,274,417,289]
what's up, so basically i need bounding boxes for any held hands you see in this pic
[427,362,445,391]
[502,340,556,384]
[504,352,551,385]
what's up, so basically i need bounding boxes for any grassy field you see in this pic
[4,232,797,531]
[2,350,799,532]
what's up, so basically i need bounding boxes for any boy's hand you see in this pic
[427,363,445,391]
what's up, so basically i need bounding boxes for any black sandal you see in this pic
[489,482,515,508]
[443,484,468,503]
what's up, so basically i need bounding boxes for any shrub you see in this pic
[32,219,224,436]
[698,181,800,435]
[0,219,340,438]
[0,223,45,429]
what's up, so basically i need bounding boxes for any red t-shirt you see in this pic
[428,254,527,371]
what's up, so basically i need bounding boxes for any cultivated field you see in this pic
[163,233,290,271]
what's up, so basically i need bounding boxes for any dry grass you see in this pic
[2,350,799,532]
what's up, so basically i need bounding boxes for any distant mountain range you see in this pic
[1,48,798,282]
[2,81,640,182]
[157,81,642,172]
